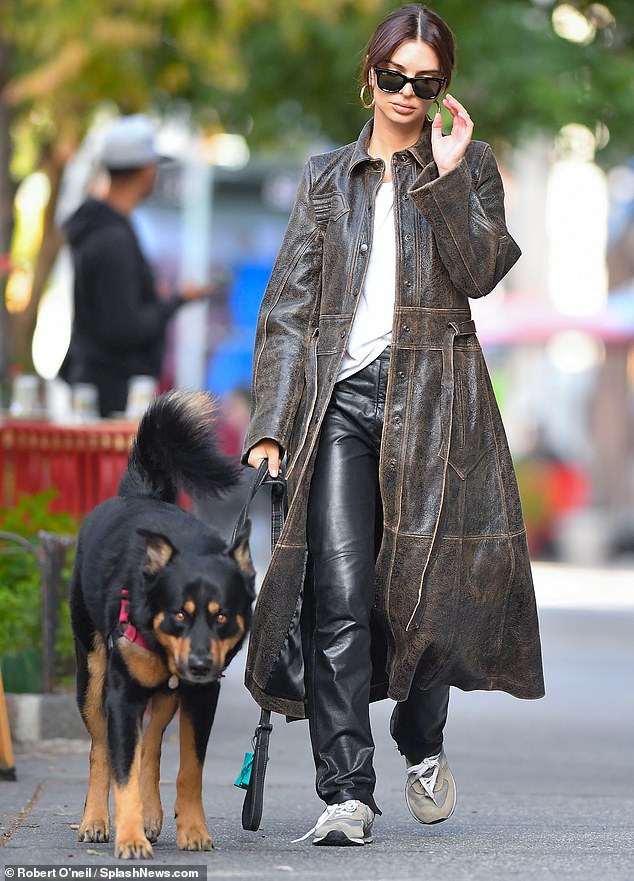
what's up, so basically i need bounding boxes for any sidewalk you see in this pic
[1,568,633,879]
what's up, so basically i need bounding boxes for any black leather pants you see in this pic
[306,349,449,812]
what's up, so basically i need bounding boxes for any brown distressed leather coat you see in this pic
[243,119,545,719]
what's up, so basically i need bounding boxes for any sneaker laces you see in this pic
[406,752,442,805]
[292,799,362,843]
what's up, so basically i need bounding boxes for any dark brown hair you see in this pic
[360,4,456,90]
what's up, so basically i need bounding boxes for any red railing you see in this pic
[0,418,138,517]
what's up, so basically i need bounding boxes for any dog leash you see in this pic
[233,460,286,832]
[231,459,286,553]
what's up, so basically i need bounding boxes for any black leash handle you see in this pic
[241,708,273,831]
[232,460,286,553]
[237,459,286,832]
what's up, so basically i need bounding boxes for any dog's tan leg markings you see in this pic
[175,710,212,851]
[140,692,178,842]
[78,636,111,844]
[113,736,153,859]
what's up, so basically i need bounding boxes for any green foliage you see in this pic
[0,541,41,655]
[0,490,77,688]
[2,0,634,167]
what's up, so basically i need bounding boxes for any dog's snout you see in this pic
[188,654,213,676]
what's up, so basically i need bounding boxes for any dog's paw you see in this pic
[143,812,163,844]
[176,824,213,852]
[78,818,110,843]
[114,834,154,860]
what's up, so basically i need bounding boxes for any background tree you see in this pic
[1,0,633,375]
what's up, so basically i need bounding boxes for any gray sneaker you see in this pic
[294,799,375,846]
[405,750,457,824]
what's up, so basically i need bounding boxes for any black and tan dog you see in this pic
[70,390,254,859]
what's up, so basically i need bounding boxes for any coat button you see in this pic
[399,371,406,379]
[390,459,396,468]
[360,243,368,253]
[405,234,412,241]
[340,331,346,338]
[394,416,401,425]
[403,324,410,332]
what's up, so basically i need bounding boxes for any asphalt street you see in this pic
[1,564,633,880]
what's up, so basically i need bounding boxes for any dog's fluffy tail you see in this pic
[118,389,242,502]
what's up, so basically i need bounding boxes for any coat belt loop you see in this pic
[449,319,476,337]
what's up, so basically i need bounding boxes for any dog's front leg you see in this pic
[140,691,178,842]
[108,657,154,859]
[77,635,111,843]
[174,682,220,851]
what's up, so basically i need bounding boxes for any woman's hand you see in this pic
[431,93,474,177]
[179,281,215,301]
[247,439,282,478]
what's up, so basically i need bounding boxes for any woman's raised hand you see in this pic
[431,93,474,177]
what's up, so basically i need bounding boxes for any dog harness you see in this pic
[118,588,152,651]
[114,589,179,689]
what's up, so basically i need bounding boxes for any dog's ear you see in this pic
[227,519,255,578]
[137,529,176,575]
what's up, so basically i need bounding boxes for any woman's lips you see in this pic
[391,102,416,114]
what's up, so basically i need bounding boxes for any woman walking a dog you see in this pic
[244,3,544,846]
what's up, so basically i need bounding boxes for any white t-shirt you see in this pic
[337,181,396,382]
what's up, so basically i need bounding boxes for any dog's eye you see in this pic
[174,610,186,622]
[216,613,228,625]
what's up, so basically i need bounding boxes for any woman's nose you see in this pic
[400,81,415,97]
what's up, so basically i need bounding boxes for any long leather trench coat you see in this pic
[243,119,545,720]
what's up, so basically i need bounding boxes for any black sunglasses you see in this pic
[373,66,446,101]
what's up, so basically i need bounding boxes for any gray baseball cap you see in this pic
[99,114,162,170]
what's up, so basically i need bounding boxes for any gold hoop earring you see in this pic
[359,84,375,109]
[426,99,442,122]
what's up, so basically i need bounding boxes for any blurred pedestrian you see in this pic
[59,114,211,417]
[215,385,253,457]
[244,3,544,846]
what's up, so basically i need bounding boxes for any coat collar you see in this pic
[348,117,434,175]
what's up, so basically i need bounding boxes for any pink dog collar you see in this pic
[119,588,152,651]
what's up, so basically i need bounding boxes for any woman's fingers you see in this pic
[443,95,473,140]
[432,93,474,175]
[430,107,444,144]
[266,446,281,478]
[247,440,282,477]
[443,93,472,125]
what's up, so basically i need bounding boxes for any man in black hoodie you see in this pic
[61,115,209,417]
